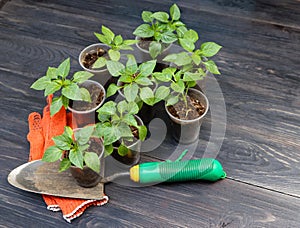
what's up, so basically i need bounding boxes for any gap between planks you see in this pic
[227,176,300,199]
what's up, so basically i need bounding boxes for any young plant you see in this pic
[93,25,137,68]
[105,54,169,106]
[95,100,147,156]
[163,41,222,75]
[154,41,222,108]
[30,58,94,116]
[152,67,191,107]
[42,125,101,173]
[133,4,197,58]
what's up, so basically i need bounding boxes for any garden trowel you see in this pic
[8,158,226,200]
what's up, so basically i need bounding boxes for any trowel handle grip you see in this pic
[129,158,226,184]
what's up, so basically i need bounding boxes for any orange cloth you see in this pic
[27,95,108,223]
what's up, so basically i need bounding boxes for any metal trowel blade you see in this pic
[7,160,104,200]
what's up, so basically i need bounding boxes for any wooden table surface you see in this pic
[1,0,300,227]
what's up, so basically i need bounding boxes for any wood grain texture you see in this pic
[0,0,300,227]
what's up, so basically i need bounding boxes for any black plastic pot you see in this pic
[165,88,209,144]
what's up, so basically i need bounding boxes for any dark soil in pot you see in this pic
[82,47,108,70]
[70,82,105,111]
[167,95,206,121]
[166,89,208,144]
[138,37,153,50]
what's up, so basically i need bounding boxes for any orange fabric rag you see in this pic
[27,95,108,223]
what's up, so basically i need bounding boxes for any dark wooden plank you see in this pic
[1,0,300,226]
[0,0,299,197]
[1,177,300,227]
[0,0,10,9]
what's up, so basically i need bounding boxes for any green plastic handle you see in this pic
[130,158,226,184]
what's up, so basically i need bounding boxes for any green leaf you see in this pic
[138,125,147,141]
[94,123,105,137]
[126,54,138,74]
[154,86,170,102]
[140,87,155,106]
[84,152,100,173]
[106,60,125,77]
[176,26,188,38]
[183,29,199,43]
[170,4,180,21]
[135,77,153,86]
[79,144,90,153]
[80,87,91,102]
[161,31,177,44]
[172,21,185,27]
[142,11,153,22]
[46,67,58,79]
[62,83,82,100]
[50,96,63,116]
[102,124,121,145]
[183,72,202,81]
[119,122,133,138]
[73,71,94,83]
[69,148,84,169]
[166,95,179,106]
[179,38,195,52]
[94,32,109,44]
[163,52,192,66]
[127,102,139,115]
[106,83,120,97]
[104,144,114,156]
[64,126,73,139]
[200,42,222,57]
[187,81,197,88]
[30,76,51,90]
[108,49,121,61]
[74,125,95,145]
[62,96,69,109]
[124,83,139,102]
[42,146,63,162]
[123,113,138,126]
[133,24,155,38]
[171,81,185,93]
[118,144,129,156]
[149,41,161,59]
[174,70,183,81]
[139,59,156,77]
[117,100,128,114]
[174,52,192,66]
[102,25,115,43]
[59,158,71,172]
[191,53,201,65]
[119,74,133,83]
[53,133,72,150]
[92,57,106,69]
[152,72,170,82]
[57,58,70,78]
[97,101,116,115]
[44,81,61,96]
[122,39,138,46]
[203,60,221,74]
[114,35,123,46]
[162,53,177,62]
[151,12,169,23]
